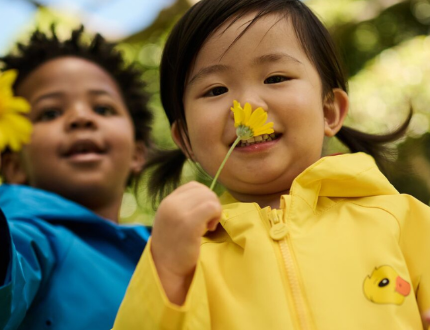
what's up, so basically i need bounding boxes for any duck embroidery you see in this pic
[363,265,411,305]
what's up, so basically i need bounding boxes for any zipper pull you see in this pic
[269,209,288,240]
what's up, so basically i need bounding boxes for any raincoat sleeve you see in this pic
[398,196,430,316]
[113,238,211,330]
[0,208,56,330]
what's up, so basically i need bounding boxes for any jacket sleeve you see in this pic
[113,238,211,330]
[399,196,430,316]
[0,208,56,330]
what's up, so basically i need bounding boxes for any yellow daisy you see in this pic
[0,70,32,152]
[231,100,274,140]
[210,100,274,190]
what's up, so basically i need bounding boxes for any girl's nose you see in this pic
[66,105,97,131]
[237,93,269,112]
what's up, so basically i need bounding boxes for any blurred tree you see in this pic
[308,0,430,203]
[330,0,430,76]
[122,0,430,221]
[9,0,430,223]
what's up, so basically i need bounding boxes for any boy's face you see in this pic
[180,13,347,201]
[7,57,144,211]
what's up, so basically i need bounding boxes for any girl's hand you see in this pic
[151,181,222,305]
[422,310,430,329]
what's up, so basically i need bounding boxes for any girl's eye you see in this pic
[264,75,289,84]
[204,86,228,97]
[94,105,116,116]
[37,108,62,122]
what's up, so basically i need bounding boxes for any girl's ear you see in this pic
[1,152,28,184]
[171,121,195,160]
[323,88,349,137]
[130,141,146,175]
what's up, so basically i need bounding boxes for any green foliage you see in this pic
[7,0,430,224]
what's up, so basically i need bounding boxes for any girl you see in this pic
[0,27,152,330]
[114,0,430,329]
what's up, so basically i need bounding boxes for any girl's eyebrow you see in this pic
[187,64,230,86]
[253,52,302,65]
[187,53,301,87]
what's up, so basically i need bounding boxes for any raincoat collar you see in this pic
[215,153,398,244]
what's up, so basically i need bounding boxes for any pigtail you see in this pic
[336,109,412,174]
[143,148,188,208]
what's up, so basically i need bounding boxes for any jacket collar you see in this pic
[0,184,150,241]
[0,184,106,223]
[215,153,398,242]
[290,152,398,211]
[221,153,397,210]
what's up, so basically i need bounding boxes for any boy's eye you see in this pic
[264,76,289,84]
[37,108,62,122]
[204,86,228,97]
[94,105,116,116]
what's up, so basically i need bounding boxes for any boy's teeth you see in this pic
[246,138,255,143]
[255,136,263,142]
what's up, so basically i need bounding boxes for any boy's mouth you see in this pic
[63,139,107,158]
[234,133,280,148]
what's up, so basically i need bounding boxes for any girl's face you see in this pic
[8,57,144,216]
[180,12,347,203]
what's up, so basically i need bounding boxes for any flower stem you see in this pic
[210,136,241,191]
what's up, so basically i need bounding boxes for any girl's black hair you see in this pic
[0,25,153,185]
[147,0,410,203]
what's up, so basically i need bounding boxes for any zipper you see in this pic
[268,208,311,330]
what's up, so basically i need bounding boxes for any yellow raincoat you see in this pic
[114,153,430,329]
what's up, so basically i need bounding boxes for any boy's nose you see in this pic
[66,106,97,131]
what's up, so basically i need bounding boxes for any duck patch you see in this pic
[363,265,411,305]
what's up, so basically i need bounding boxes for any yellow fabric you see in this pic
[114,153,430,329]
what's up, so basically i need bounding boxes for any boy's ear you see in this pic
[323,88,349,137]
[1,152,28,184]
[171,121,195,160]
[130,141,146,175]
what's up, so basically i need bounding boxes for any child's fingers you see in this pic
[207,218,219,231]
[169,181,220,212]
[422,310,430,327]
[190,201,222,234]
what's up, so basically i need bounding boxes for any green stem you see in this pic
[210,136,241,191]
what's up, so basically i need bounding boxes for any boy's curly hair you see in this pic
[0,25,152,145]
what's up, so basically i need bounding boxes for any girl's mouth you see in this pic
[235,133,280,148]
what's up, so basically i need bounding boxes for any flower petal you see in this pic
[0,70,33,152]
[0,70,18,96]
[247,108,268,129]
[2,97,31,114]
[0,113,32,151]
[231,100,243,127]
[243,102,252,124]
[253,123,274,136]
[0,127,6,151]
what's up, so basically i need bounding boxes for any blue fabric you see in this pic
[0,184,150,330]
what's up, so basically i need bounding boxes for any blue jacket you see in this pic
[0,184,150,330]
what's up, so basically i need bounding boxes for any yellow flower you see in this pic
[231,100,274,140]
[210,100,275,190]
[0,70,32,152]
